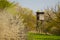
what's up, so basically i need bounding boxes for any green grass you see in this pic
[27,32,60,40]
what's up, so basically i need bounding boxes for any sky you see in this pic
[9,0,60,12]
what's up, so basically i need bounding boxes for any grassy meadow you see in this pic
[27,32,60,40]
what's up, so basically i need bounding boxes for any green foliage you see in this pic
[5,1,36,31]
[19,8,36,31]
[44,4,60,35]
[0,0,13,10]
